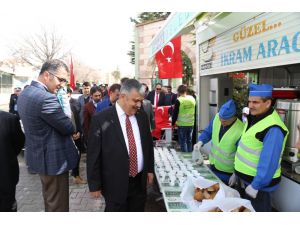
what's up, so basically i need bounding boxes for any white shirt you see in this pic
[116,102,144,173]
[35,79,48,90]
[92,100,98,108]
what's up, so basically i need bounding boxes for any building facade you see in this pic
[135,18,196,90]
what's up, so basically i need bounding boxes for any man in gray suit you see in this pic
[141,83,155,131]
[78,82,91,152]
[18,59,79,212]
[78,82,91,127]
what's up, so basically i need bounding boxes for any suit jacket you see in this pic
[142,99,155,130]
[87,105,154,204]
[83,101,96,138]
[0,111,25,196]
[9,94,19,118]
[78,94,90,128]
[70,98,81,133]
[146,90,166,107]
[17,80,79,175]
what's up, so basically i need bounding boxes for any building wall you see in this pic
[135,19,196,90]
[0,71,13,106]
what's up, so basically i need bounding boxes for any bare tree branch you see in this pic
[9,27,71,69]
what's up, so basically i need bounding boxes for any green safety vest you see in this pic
[210,114,244,173]
[176,95,196,126]
[234,110,289,178]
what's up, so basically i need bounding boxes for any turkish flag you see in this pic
[70,56,76,90]
[151,106,172,139]
[155,36,183,79]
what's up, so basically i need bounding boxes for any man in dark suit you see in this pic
[87,79,154,212]
[78,82,91,128]
[78,81,91,153]
[67,88,87,185]
[146,83,166,107]
[18,59,79,212]
[9,87,22,119]
[0,110,25,212]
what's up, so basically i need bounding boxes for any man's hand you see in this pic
[90,191,102,199]
[228,173,237,187]
[245,185,258,199]
[147,173,154,186]
[192,148,203,165]
[193,141,203,152]
[72,132,80,140]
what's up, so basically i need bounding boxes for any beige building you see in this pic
[0,62,37,106]
[135,18,196,90]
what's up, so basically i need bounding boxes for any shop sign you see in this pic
[199,12,300,76]
[228,72,246,79]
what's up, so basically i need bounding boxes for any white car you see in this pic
[71,93,82,100]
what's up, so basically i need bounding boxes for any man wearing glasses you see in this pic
[146,83,166,108]
[18,59,79,212]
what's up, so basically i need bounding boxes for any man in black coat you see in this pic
[9,87,22,119]
[146,83,166,107]
[87,79,154,212]
[67,88,87,185]
[0,110,25,211]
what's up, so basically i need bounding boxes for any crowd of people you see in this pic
[1,59,299,212]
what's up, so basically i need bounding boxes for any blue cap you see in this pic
[219,99,236,120]
[249,83,273,97]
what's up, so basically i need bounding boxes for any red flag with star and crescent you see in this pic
[155,36,183,79]
[70,56,76,90]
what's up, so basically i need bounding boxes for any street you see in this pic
[16,152,166,212]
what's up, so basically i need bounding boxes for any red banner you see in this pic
[155,36,183,79]
[70,57,75,90]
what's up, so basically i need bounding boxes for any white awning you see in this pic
[148,12,200,58]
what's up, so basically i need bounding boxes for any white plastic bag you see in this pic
[199,198,255,212]
[180,176,225,211]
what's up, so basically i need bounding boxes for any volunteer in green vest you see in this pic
[193,99,243,185]
[172,85,196,152]
[230,83,289,212]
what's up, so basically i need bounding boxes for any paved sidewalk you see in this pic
[16,153,166,212]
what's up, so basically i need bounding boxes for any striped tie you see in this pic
[126,115,138,177]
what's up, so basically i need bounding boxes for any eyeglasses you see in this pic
[48,71,67,83]
[156,88,161,91]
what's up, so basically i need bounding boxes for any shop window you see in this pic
[0,72,13,94]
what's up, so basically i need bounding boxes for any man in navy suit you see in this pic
[96,83,121,113]
[18,59,79,212]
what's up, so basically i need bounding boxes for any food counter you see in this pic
[271,162,300,211]
[154,146,220,212]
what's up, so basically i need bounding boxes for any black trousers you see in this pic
[0,188,17,212]
[241,189,272,212]
[71,138,82,177]
[237,180,272,212]
[105,173,146,212]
